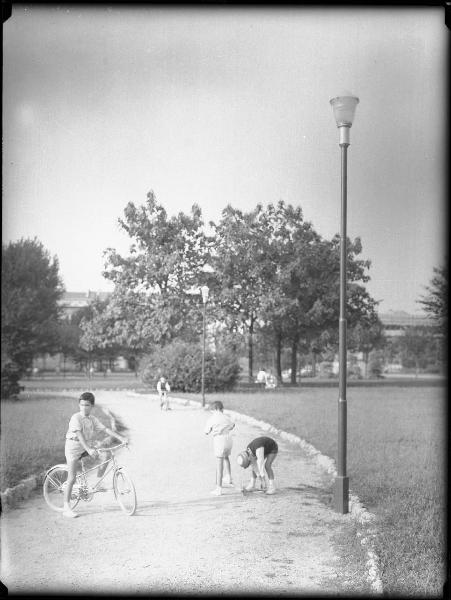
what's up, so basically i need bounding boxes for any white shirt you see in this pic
[204,411,235,437]
[256,370,267,383]
[65,413,106,442]
[157,380,170,393]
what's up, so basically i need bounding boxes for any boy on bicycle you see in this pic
[157,376,171,410]
[63,391,127,518]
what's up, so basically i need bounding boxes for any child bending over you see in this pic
[237,436,278,495]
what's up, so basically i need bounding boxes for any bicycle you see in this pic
[43,442,137,516]
[159,390,170,411]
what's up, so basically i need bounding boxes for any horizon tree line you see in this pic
[2,191,446,397]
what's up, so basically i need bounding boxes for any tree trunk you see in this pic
[290,338,298,384]
[248,320,254,382]
[311,351,316,377]
[276,332,282,383]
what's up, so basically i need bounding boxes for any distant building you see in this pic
[59,290,111,319]
[378,310,436,337]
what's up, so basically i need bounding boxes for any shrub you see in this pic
[368,351,384,378]
[347,365,362,379]
[424,364,440,374]
[1,362,24,399]
[140,340,241,392]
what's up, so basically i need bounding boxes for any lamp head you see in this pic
[330,93,359,128]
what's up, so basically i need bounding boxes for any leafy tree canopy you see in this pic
[92,192,210,354]
[103,190,209,294]
[418,263,448,329]
[2,238,64,396]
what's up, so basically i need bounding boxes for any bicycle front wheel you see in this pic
[43,465,79,512]
[113,467,137,515]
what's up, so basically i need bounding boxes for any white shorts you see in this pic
[65,439,86,462]
[213,433,233,458]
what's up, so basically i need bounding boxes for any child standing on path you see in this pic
[204,401,236,496]
[237,436,278,495]
[63,392,127,518]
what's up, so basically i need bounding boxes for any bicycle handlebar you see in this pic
[96,441,129,453]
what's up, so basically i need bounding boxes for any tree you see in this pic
[212,200,380,384]
[59,304,101,373]
[79,292,146,373]
[212,203,279,381]
[57,317,82,376]
[99,191,210,355]
[400,326,433,376]
[418,264,447,329]
[348,318,385,378]
[257,204,379,384]
[1,238,64,397]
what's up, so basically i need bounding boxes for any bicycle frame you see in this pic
[76,444,125,498]
[44,442,136,515]
[159,390,170,410]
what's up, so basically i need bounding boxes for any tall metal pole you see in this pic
[330,93,359,515]
[201,299,206,407]
[335,139,349,514]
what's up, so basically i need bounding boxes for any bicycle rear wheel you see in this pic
[43,465,79,512]
[113,467,137,515]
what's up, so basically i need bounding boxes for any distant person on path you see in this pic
[63,392,127,518]
[204,401,236,496]
[265,372,277,389]
[157,376,171,410]
[256,368,267,388]
[237,436,278,495]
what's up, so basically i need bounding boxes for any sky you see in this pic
[3,5,447,315]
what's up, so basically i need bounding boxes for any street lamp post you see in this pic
[330,92,359,514]
[200,285,209,407]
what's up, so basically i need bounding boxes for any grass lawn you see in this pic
[178,386,446,598]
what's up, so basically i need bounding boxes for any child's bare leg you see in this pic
[223,456,232,482]
[264,453,277,481]
[244,469,257,491]
[216,457,224,487]
[64,460,78,506]
[264,453,277,494]
[244,467,257,490]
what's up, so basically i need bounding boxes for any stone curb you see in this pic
[129,392,384,595]
[1,472,46,511]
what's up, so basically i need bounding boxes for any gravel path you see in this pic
[1,391,370,595]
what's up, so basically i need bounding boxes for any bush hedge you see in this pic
[140,340,241,392]
[1,362,24,399]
